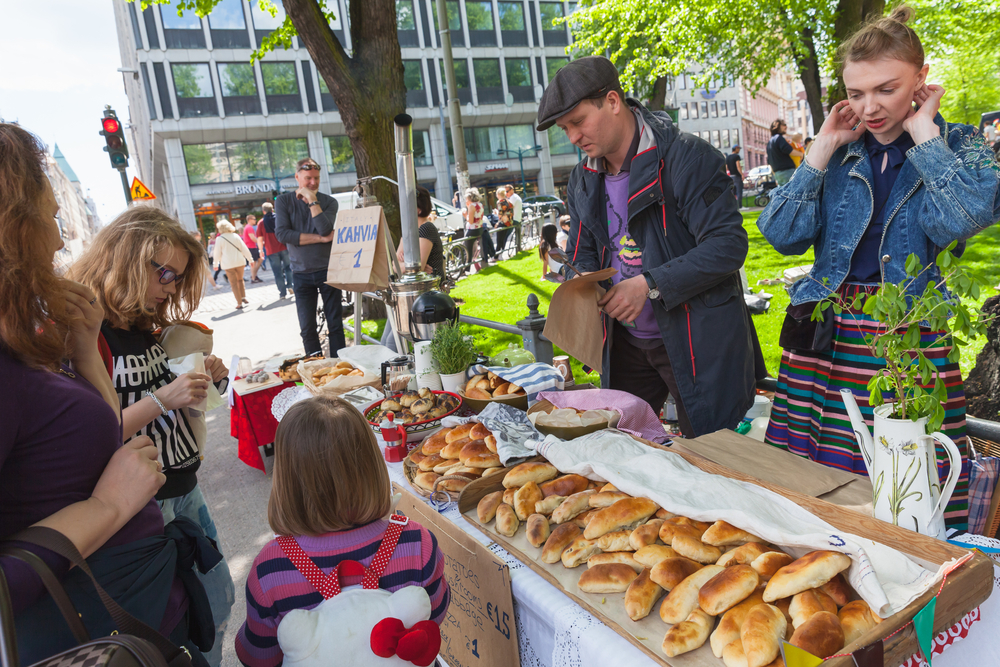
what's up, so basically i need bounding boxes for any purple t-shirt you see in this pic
[605,171,660,339]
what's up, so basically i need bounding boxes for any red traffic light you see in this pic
[102,118,120,134]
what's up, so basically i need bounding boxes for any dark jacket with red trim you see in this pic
[567,100,764,436]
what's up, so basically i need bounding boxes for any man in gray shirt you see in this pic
[274,157,346,356]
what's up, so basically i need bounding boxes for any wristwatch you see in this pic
[642,271,660,300]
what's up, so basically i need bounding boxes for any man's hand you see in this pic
[597,275,649,323]
[295,186,318,205]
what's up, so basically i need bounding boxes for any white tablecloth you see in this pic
[385,462,1000,667]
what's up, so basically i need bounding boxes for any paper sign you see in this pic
[913,595,937,664]
[130,177,155,200]
[326,205,391,293]
[393,485,520,667]
[781,640,824,667]
[542,268,617,374]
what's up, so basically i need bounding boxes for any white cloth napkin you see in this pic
[442,401,543,465]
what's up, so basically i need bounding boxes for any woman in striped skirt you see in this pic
[757,8,1000,532]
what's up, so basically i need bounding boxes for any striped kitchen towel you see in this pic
[472,363,565,401]
[537,388,669,443]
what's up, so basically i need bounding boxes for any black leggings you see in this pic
[464,227,483,263]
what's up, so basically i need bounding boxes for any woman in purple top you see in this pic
[0,123,185,662]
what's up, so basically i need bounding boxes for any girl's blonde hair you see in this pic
[67,206,207,330]
[268,396,391,536]
[839,5,924,71]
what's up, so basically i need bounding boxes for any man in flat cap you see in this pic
[539,56,763,437]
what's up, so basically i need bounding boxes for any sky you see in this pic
[0,0,133,223]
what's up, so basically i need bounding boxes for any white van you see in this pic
[332,190,464,232]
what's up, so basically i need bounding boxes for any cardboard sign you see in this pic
[542,268,617,374]
[326,206,390,292]
[393,485,520,667]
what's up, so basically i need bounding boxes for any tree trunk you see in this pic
[648,76,668,111]
[283,0,406,240]
[794,27,827,135]
[965,295,1000,420]
[827,0,886,108]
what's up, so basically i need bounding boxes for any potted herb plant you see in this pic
[430,322,478,394]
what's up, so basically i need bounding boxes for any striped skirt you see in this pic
[765,284,970,531]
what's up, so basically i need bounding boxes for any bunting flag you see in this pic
[781,641,824,667]
[852,639,884,667]
[913,596,938,665]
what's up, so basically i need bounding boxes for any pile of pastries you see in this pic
[477,461,882,665]
[464,371,527,400]
[312,360,365,387]
[372,388,461,425]
[278,354,323,382]
[408,422,503,494]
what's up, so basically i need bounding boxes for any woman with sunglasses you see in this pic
[69,206,235,667]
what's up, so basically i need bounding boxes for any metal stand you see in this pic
[119,169,133,206]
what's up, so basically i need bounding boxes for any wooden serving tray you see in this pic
[457,441,993,667]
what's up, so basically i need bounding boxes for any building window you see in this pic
[127,2,143,46]
[160,0,206,48]
[141,64,157,118]
[506,58,533,102]
[184,143,230,184]
[700,101,708,119]
[729,99,737,116]
[217,63,261,115]
[711,129,721,148]
[325,136,356,174]
[403,59,425,106]
[251,2,287,48]
[318,76,336,110]
[261,62,302,113]
[721,100,728,117]
[269,138,309,177]
[679,102,688,120]
[539,2,567,46]
[227,141,271,181]
[474,59,503,104]
[172,63,217,117]
[413,130,433,167]
[505,125,537,156]
[466,0,496,46]
[689,101,698,120]
[396,0,418,46]
[711,101,718,118]
[440,58,471,104]
[680,74,688,90]
[142,5,160,49]
[722,129,731,148]
[498,2,527,45]
[545,57,568,85]
[208,0,250,47]
[431,1,463,46]
[548,126,576,155]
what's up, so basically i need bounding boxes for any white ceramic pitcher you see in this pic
[840,389,961,539]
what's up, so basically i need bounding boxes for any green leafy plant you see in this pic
[430,322,478,375]
[814,242,993,432]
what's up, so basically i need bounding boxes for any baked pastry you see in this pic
[383,399,403,412]
[540,474,590,498]
[477,491,504,523]
[398,390,421,407]
[503,462,559,488]
[633,545,679,568]
[445,422,476,443]
[600,483,619,493]
[577,563,639,593]
[449,467,482,479]
[409,450,427,466]
[662,608,713,657]
[763,551,852,603]
[790,611,844,658]
[595,530,634,553]
[514,482,543,522]
[526,514,550,548]
[588,491,632,508]
[672,535,723,564]
[495,503,519,537]
[466,387,491,400]
[418,387,434,399]
[460,442,501,468]
[502,488,517,505]
[412,472,441,492]
[630,519,665,551]
[584,497,659,540]
[655,508,675,520]
[838,600,881,646]
[465,374,486,395]
[741,603,787,667]
[422,431,449,455]
[587,552,642,573]
[789,588,837,629]
[659,519,707,544]
[551,490,597,524]
[718,542,778,568]
[441,436,471,459]
[436,394,460,412]
[750,551,794,581]
[335,360,353,369]
[659,564,725,624]
[438,477,470,492]
[432,459,463,475]
[418,453,446,472]
[541,523,581,564]
[484,435,497,453]
[649,557,704,592]
[721,639,748,667]
[534,495,565,516]
[702,520,762,546]
[410,398,434,414]
[820,573,851,607]
[698,564,760,616]
[710,586,767,657]
[481,466,505,477]
[561,536,601,568]
[470,422,492,440]
[570,508,599,529]
[624,568,664,621]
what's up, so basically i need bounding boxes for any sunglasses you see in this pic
[151,260,185,285]
[298,163,321,172]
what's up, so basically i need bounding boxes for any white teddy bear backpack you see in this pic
[275,514,441,667]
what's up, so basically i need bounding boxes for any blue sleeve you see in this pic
[567,182,602,274]
[756,162,826,256]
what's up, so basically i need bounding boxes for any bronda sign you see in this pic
[234,182,276,195]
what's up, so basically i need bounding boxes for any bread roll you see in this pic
[493,382,511,396]
[470,422,492,440]
[838,600,881,646]
[820,573,851,607]
[751,551,794,581]
[502,487,517,505]
[596,530,634,552]
[422,431,449,454]
[721,639,748,667]
[409,449,428,466]
[601,483,619,493]
[526,514,550,548]
[412,472,441,492]
[634,545,679,568]
[464,450,502,469]
[541,523,581,564]
[659,520,707,544]
[584,497,659,540]
[540,474,591,498]
[650,557,704,592]
[437,476,470,492]
[672,535,723,564]
[432,459,463,474]
[465,374,486,395]
[571,508,598,529]
[588,491,632,508]
[703,520,763,546]
[763,551,852,603]
[790,611,844,658]
[577,563,639,593]
[655,508,675,520]
[445,422,476,443]
[710,586,766,657]
[625,568,664,621]
[466,387,492,400]
[481,465,505,477]
[741,604,787,667]
[459,440,491,463]
[630,519,664,551]
[662,608,713,658]
[449,467,482,479]
[503,462,559,488]
[699,563,760,616]
[789,588,837,629]
[484,435,498,453]
[477,491,504,524]
[588,552,643,573]
[495,503,519,537]
[551,490,597,524]
[514,482,543,521]
[718,542,779,567]
[774,597,793,629]
[535,495,565,516]
[659,564,725,624]
[418,453,446,472]
[561,536,601,568]
[441,436,472,459]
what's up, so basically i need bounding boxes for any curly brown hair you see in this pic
[68,206,207,330]
[0,123,71,369]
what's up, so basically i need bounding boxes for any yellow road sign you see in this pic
[130,177,156,200]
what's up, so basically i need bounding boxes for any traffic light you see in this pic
[99,108,129,170]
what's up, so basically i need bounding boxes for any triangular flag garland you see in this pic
[913,595,938,665]
[781,641,824,667]
[851,639,884,667]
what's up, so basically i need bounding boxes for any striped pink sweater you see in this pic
[235,518,449,667]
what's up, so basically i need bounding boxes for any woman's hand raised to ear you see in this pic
[903,83,945,145]
[805,101,866,172]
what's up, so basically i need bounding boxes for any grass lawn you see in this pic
[356,214,1000,381]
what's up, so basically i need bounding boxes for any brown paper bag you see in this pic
[326,205,391,292]
[542,268,617,375]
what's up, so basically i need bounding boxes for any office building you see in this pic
[666,71,744,157]
[48,145,101,269]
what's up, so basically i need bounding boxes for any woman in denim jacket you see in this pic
[757,6,1000,532]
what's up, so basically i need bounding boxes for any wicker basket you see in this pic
[402,447,470,505]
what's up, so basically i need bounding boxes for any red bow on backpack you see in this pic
[370,617,441,666]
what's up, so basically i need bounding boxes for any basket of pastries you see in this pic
[365,389,462,438]
[461,370,529,412]
[403,421,507,502]
[277,354,323,382]
[299,358,380,395]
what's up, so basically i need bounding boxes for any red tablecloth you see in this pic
[231,381,297,471]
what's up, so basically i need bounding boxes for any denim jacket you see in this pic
[757,114,1000,305]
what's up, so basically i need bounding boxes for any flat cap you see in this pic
[536,56,620,131]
